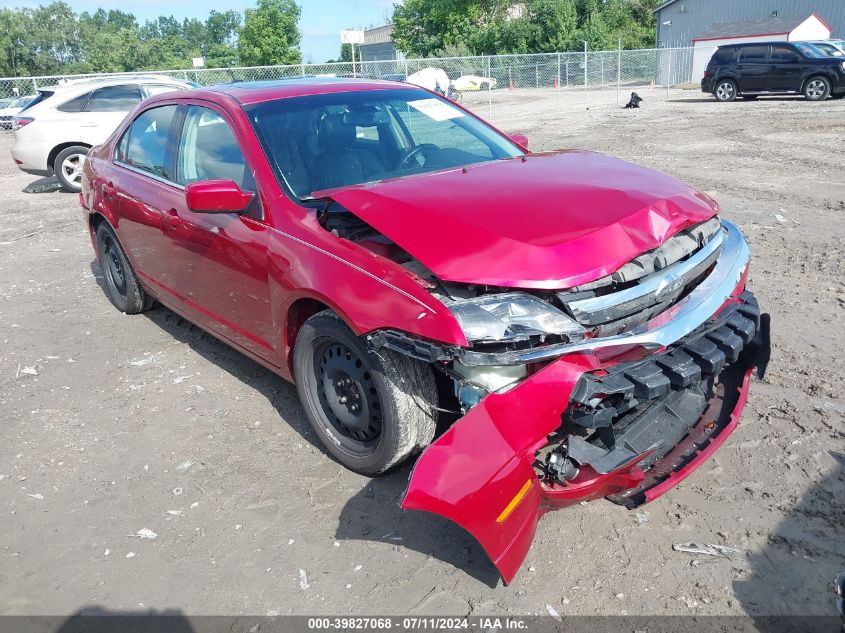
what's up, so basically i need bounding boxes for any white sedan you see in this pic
[452,75,497,91]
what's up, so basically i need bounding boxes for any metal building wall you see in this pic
[655,0,845,47]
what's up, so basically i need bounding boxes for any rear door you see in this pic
[155,103,274,361]
[736,45,771,93]
[768,44,805,91]
[111,104,182,293]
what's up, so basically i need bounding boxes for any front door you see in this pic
[157,104,275,362]
[767,44,805,92]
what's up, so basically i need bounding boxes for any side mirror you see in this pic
[185,180,253,213]
[508,132,529,149]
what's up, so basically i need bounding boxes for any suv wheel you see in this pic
[54,145,89,192]
[714,80,737,102]
[294,311,437,475]
[804,76,830,101]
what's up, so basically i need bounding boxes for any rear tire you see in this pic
[714,80,737,102]
[95,223,155,314]
[54,145,89,192]
[293,311,437,475]
[804,76,830,101]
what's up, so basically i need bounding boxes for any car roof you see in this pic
[40,75,191,95]
[186,77,415,106]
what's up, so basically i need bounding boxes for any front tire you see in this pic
[804,76,831,101]
[714,80,737,102]
[95,223,155,314]
[54,145,89,192]
[293,311,437,475]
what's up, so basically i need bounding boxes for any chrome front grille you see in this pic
[558,219,724,336]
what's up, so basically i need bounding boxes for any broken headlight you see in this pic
[447,293,586,344]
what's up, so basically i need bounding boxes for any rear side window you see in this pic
[711,47,736,64]
[57,92,91,113]
[85,84,143,112]
[740,46,769,62]
[118,105,178,179]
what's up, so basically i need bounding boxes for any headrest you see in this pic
[317,114,356,150]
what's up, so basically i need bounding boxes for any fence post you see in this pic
[667,49,672,99]
[487,55,492,120]
[616,40,621,107]
[557,53,561,90]
[583,42,588,87]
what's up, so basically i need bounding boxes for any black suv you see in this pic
[702,41,845,102]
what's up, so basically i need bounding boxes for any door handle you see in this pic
[164,208,181,229]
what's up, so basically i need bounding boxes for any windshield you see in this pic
[793,43,829,59]
[246,88,524,199]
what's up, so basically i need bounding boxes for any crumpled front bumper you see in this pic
[401,222,771,584]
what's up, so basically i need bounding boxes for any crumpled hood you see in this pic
[318,150,719,289]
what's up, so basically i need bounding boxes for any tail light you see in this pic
[703,70,710,78]
[13,116,33,130]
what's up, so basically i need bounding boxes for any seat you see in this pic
[313,114,385,190]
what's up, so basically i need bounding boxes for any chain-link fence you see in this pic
[0,46,712,131]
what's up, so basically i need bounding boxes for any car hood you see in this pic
[317,150,719,289]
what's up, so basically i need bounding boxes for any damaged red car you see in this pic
[80,78,770,583]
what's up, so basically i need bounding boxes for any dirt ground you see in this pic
[1,88,843,618]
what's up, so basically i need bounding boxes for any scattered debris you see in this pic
[775,213,788,224]
[172,487,183,496]
[23,176,64,194]
[125,552,136,559]
[19,366,38,377]
[26,493,44,500]
[135,528,157,540]
[673,542,740,558]
[636,512,648,525]
[174,460,195,472]
[166,510,183,516]
[288,539,295,546]
[190,501,198,508]
[545,604,562,623]
[298,568,310,590]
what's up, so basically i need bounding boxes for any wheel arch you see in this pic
[283,296,359,380]
[801,72,833,93]
[48,142,92,171]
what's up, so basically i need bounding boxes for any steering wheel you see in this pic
[398,144,439,169]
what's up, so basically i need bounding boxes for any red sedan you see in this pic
[80,78,770,583]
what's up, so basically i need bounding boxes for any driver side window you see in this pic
[176,106,255,193]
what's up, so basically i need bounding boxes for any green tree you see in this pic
[238,0,301,66]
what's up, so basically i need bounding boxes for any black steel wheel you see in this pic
[314,339,383,453]
[294,311,437,475]
[95,223,155,314]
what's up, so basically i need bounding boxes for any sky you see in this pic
[0,0,397,63]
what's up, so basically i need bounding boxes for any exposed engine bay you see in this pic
[318,200,734,414]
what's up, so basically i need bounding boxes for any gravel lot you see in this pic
[1,89,843,618]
